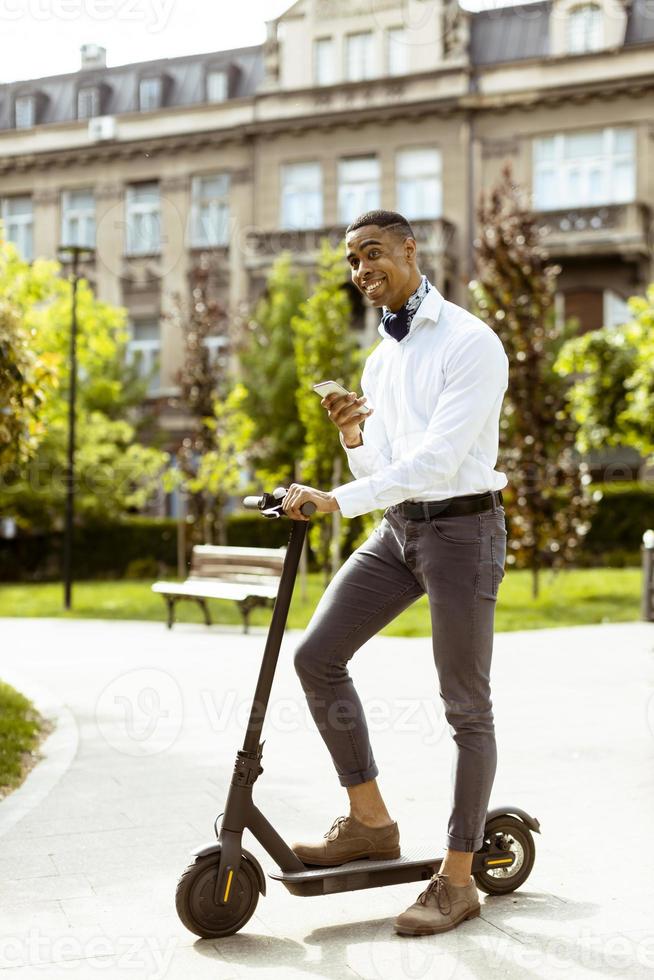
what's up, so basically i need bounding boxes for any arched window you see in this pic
[567,3,603,53]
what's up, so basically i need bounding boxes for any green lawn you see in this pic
[0,681,44,798]
[0,567,642,635]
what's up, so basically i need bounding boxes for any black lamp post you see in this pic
[57,244,95,610]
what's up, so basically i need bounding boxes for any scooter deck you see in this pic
[268,846,496,897]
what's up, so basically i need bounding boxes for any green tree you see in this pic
[165,257,235,544]
[0,238,166,530]
[237,253,309,488]
[163,379,254,546]
[186,382,255,544]
[291,239,363,580]
[470,164,594,597]
[554,284,654,460]
[0,289,57,469]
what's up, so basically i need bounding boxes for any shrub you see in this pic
[1,482,652,581]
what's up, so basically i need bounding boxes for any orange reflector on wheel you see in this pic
[223,869,234,901]
[486,858,513,865]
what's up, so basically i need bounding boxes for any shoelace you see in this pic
[417,874,452,915]
[324,815,348,840]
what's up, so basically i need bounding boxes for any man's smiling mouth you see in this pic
[364,278,385,296]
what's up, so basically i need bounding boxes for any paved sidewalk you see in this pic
[0,617,653,979]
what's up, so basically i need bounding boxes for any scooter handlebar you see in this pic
[242,493,317,518]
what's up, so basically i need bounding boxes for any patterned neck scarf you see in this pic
[380,275,431,342]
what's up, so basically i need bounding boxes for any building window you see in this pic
[1,196,33,260]
[139,77,163,111]
[204,334,228,367]
[567,3,603,54]
[386,27,408,76]
[562,288,604,333]
[314,37,336,86]
[533,128,635,210]
[125,183,161,255]
[338,156,380,223]
[396,147,442,219]
[345,32,374,82]
[604,289,631,328]
[207,70,228,102]
[15,95,36,129]
[127,318,160,393]
[280,162,323,229]
[61,188,96,248]
[190,174,230,247]
[77,87,100,119]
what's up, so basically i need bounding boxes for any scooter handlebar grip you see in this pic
[242,496,262,509]
[300,501,317,517]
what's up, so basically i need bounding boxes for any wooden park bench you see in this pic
[152,544,286,633]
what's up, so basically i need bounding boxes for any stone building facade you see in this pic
[0,0,652,441]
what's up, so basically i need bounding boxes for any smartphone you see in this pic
[312,380,371,415]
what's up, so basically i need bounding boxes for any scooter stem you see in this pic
[242,517,310,757]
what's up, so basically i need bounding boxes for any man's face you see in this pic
[345,224,417,310]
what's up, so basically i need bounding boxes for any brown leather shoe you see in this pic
[394,873,481,936]
[291,814,400,866]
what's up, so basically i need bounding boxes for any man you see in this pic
[282,209,509,936]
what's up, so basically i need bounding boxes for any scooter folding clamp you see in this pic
[232,747,264,787]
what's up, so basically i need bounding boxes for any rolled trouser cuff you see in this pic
[445,832,484,853]
[337,763,379,787]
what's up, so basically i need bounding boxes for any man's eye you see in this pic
[368,250,380,258]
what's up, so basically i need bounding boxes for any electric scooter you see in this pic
[175,487,540,939]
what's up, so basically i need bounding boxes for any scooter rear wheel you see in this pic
[176,852,259,938]
[474,815,535,895]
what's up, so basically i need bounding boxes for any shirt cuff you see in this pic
[331,476,377,519]
[339,430,381,477]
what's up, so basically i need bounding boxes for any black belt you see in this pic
[393,490,503,521]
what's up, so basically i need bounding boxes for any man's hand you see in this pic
[321,391,372,448]
[282,484,340,521]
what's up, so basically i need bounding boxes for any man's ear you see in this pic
[404,236,417,263]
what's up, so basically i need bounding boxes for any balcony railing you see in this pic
[536,202,651,258]
[243,218,456,269]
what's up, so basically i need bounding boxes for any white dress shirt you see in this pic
[331,282,509,519]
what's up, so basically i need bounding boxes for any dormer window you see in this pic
[314,38,336,86]
[15,95,36,129]
[387,27,408,76]
[567,3,603,53]
[207,69,228,102]
[345,32,374,82]
[77,86,100,119]
[139,76,163,111]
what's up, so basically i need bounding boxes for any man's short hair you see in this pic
[345,209,415,243]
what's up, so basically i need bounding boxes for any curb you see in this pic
[0,668,79,838]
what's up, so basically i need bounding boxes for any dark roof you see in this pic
[625,0,654,44]
[471,1,550,66]
[470,0,654,66]
[0,46,264,131]
[0,0,651,128]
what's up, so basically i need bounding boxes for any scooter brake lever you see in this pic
[260,505,283,519]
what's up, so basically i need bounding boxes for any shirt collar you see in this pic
[377,278,444,342]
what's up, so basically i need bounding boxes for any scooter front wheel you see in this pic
[474,815,536,896]
[176,852,259,938]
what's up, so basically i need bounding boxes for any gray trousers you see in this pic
[293,493,507,853]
